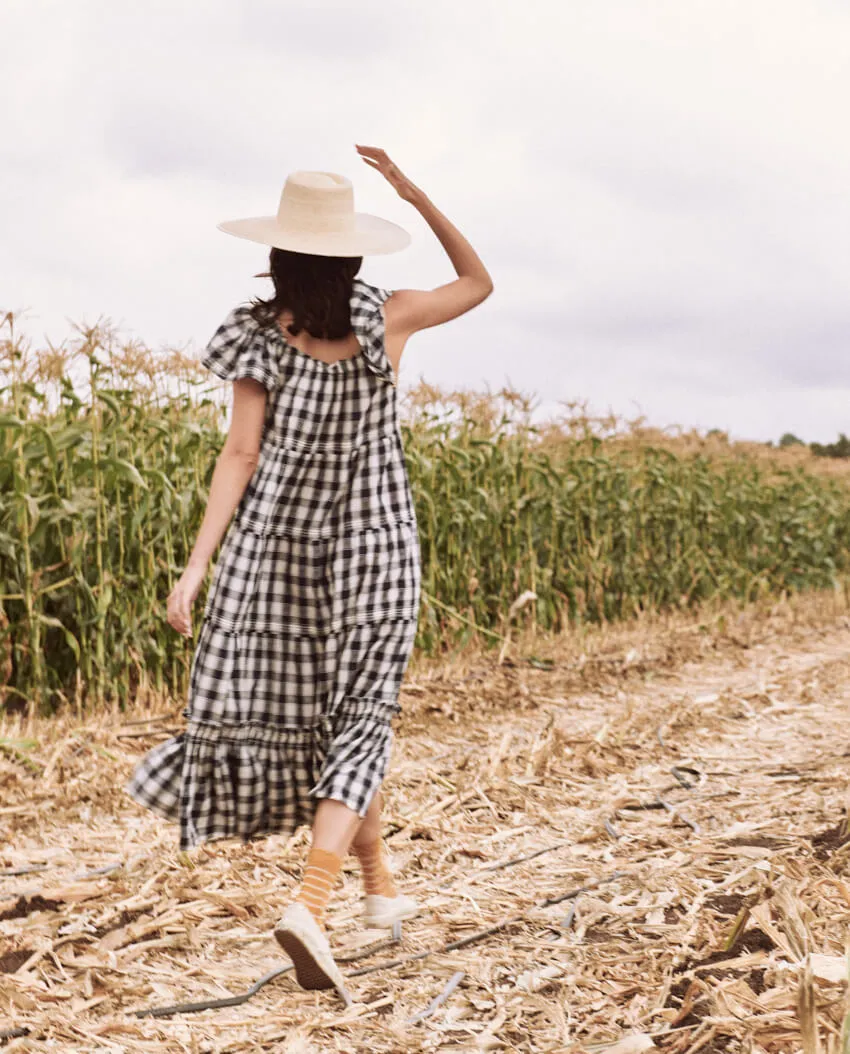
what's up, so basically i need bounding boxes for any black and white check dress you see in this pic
[126,279,421,850]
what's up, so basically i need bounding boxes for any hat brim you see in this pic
[217,212,411,257]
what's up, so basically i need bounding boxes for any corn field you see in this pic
[3,314,850,716]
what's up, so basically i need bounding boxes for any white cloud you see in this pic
[2,0,850,442]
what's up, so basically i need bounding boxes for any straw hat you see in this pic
[217,171,410,257]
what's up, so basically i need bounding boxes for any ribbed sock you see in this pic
[295,847,342,927]
[352,838,397,897]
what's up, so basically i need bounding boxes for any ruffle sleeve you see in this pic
[350,281,396,386]
[200,305,281,392]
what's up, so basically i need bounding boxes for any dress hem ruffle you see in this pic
[125,694,399,851]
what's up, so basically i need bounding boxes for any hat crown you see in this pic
[277,171,355,234]
[217,168,410,257]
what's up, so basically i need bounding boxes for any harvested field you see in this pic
[2,591,849,1052]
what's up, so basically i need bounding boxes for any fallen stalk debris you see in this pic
[4,599,849,1050]
[406,970,465,1024]
[133,872,629,1017]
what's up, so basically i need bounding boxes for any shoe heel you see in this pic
[274,930,326,989]
[273,903,348,999]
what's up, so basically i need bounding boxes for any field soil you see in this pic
[2,593,849,1053]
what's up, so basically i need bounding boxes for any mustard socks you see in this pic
[352,838,397,898]
[295,847,342,927]
[294,840,397,927]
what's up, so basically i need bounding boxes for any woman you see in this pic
[126,146,493,996]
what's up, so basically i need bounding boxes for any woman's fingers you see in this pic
[356,144,420,203]
[167,586,192,637]
[359,157,387,174]
[356,145,395,173]
[355,144,387,159]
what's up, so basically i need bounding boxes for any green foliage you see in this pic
[811,432,850,459]
[4,318,850,714]
[405,412,850,654]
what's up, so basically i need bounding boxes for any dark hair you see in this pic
[250,248,363,339]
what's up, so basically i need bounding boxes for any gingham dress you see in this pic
[126,279,421,850]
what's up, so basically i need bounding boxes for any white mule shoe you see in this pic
[363,892,419,929]
[274,902,349,997]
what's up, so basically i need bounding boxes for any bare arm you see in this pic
[356,146,493,345]
[166,378,266,635]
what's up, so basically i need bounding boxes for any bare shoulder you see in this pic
[384,278,493,339]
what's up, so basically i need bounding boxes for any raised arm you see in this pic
[356,146,493,349]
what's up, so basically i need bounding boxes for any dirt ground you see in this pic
[2,592,849,1053]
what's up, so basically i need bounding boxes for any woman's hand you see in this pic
[166,562,207,638]
[355,145,425,206]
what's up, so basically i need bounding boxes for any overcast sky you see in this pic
[3,0,850,443]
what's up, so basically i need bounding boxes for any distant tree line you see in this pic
[778,432,850,459]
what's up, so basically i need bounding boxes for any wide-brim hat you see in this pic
[217,170,410,257]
